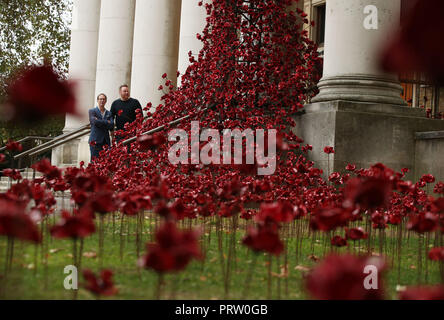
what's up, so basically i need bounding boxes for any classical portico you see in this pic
[53,0,207,166]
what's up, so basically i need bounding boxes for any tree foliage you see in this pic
[0,0,72,141]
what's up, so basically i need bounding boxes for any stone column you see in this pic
[53,0,101,167]
[177,0,208,81]
[95,0,136,102]
[312,0,406,105]
[293,0,444,181]
[64,0,101,131]
[130,0,182,112]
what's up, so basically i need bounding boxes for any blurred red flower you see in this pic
[306,254,386,300]
[85,190,116,215]
[434,182,444,195]
[310,206,350,232]
[50,210,96,239]
[344,177,392,210]
[5,140,23,152]
[345,227,368,241]
[31,158,61,180]
[399,286,444,300]
[407,212,438,234]
[242,223,284,256]
[2,168,22,180]
[381,0,444,85]
[255,202,294,224]
[137,132,166,151]
[331,235,347,247]
[0,199,41,243]
[6,64,77,122]
[428,247,444,261]
[138,222,202,273]
[83,269,118,297]
[371,211,388,229]
[421,174,435,184]
[323,146,334,154]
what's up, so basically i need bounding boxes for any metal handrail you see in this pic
[122,105,212,145]
[14,124,91,160]
[13,106,211,161]
[27,127,93,157]
[0,136,54,152]
[122,112,199,145]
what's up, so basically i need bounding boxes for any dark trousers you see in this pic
[90,142,109,161]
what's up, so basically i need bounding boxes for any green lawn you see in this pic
[0,214,442,300]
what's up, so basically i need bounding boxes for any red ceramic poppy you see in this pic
[0,199,41,243]
[83,269,118,297]
[50,210,96,239]
[399,286,444,300]
[138,222,202,273]
[242,223,284,256]
[6,64,77,122]
[306,254,386,300]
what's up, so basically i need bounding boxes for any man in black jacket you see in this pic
[110,84,142,143]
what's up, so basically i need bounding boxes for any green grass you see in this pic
[0,214,442,300]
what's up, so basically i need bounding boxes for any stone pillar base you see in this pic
[292,101,444,181]
[312,75,407,106]
[51,136,91,168]
[415,131,444,189]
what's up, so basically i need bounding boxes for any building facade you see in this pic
[54,0,444,182]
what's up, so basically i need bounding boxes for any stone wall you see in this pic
[415,131,444,185]
[293,101,444,181]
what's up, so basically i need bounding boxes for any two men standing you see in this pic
[88,85,142,161]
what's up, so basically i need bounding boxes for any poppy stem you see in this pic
[440,228,444,284]
[120,213,125,261]
[73,238,78,300]
[367,213,372,255]
[112,212,116,241]
[99,214,105,269]
[155,273,164,300]
[44,217,49,290]
[295,220,300,265]
[8,237,14,273]
[224,213,238,299]
[397,223,402,284]
[169,273,180,300]
[267,254,272,299]
[425,232,430,283]
[216,216,226,287]
[378,229,383,257]
[241,253,258,299]
[207,216,212,248]
[136,211,143,279]
[33,238,38,276]
[200,220,207,273]
[4,236,11,277]
[417,233,423,284]
[284,232,289,297]
[276,255,281,300]
[78,238,84,272]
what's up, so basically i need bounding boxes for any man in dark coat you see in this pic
[110,84,142,143]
